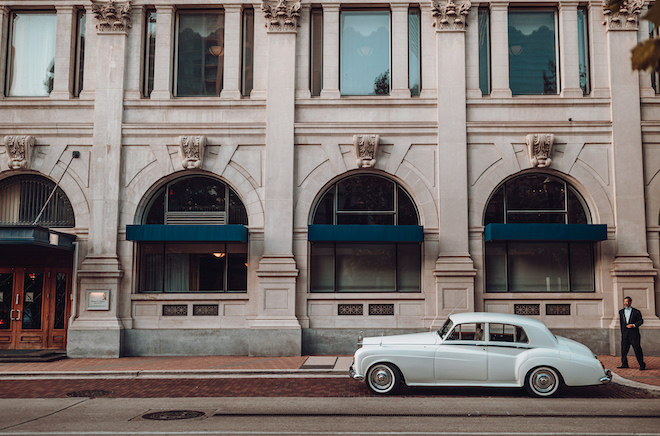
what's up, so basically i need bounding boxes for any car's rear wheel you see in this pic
[366,363,402,395]
[525,366,562,397]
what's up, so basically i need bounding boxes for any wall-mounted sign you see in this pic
[87,290,110,311]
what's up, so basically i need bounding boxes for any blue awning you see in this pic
[308,225,424,242]
[484,223,607,242]
[126,224,248,242]
[0,226,76,251]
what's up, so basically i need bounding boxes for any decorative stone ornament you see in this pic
[262,0,301,31]
[179,136,207,169]
[4,136,35,170]
[525,134,554,168]
[602,0,643,30]
[432,0,471,31]
[353,134,380,168]
[91,0,132,33]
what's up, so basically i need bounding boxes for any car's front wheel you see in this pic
[366,363,402,395]
[525,366,562,397]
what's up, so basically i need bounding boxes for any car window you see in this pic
[438,319,454,339]
[446,323,484,341]
[489,323,529,343]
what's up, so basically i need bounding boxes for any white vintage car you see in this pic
[349,312,611,397]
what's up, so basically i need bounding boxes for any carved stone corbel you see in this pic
[262,0,301,32]
[525,134,554,168]
[179,136,206,169]
[91,0,132,33]
[432,0,472,31]
[602,0,643,30]
[4,136,35,170]
[353,135,380,168]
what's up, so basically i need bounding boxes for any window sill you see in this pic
[132,293,248,301]
[483,293,601,300]
[307,293,424,300]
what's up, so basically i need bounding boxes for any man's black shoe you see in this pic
[640,364,646,371]
[617,365,629,368]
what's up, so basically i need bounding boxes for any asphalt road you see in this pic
[0,396,659,435]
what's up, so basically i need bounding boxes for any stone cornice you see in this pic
[432,0,472,31]
[262,0,300,32]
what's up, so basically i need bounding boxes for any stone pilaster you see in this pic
[150,5,173,100]
[50,5,76,99]
[295,4,311,98]
[222,5,242,99]
[432,0,476,326]
[489,1,512,98]
[124,6,144,99]
[465,1,481,98]
[250,2,268,99]
[320,3,340,98]
[391,4,411,98]
[79,4,98,99]
[253,0,301,355]
[559,2,583,97]
[68,0,131,358]
[604,0,659,333]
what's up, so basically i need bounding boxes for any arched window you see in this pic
[0,175,75,227]
[484,173,595,293]
[309,174,421,293]
[132,176,248,293]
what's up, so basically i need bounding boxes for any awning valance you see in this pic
[0,226,76,251]
[308,225,424,242]
[484,223,607,242]
[126,224,248,242]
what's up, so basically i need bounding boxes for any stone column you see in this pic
[603,3,659,341]
[150,5,174,100]
[51,5,76,99]
[80,4,98,99]
[250,2,268,99]
[253,0,301,356]
[68,0,131,358]
[559,2,583,97]
[222,5,242,99]
[589,2,610,97]
[391,4,411,98]
[432,0,476,326]
[321,3,340,98]
[420,3,436,98]
[124,6,144,99]
[0,7,8,99]
[489,1,511,98]
[465,1,481,98]
[295,4,311,98]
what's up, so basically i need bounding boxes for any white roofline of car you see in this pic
[448,312,549,329]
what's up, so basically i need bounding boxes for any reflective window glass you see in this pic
[577,7,590,95]
[489,323,528,343]
[241,8,254,96]
[310,8,323,96]
[508,9,558,95]
[478,7,491,96]
[340,10,390,95]
[143,10,156,97]
[6,12,57,96]
[408,7,421,96]
[73,11,86,97]
[175,11,224,97]
[447,323,484,341]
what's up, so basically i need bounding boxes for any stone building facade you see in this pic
[0,0,659,357]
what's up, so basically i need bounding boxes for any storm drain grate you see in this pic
[66,389,112,398]
[142,410,206,420]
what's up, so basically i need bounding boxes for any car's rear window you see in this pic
[489,323,529,343]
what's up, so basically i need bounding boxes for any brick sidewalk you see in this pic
[598,355,660,387]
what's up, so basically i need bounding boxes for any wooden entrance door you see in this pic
[0,268,71,350]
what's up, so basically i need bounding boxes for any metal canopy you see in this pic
[0,226,76,251]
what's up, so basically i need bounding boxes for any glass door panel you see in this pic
[0,273,12,330]
[22,272,44,330]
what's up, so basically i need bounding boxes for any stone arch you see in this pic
[294,160,438,230]
[124,167,264,230]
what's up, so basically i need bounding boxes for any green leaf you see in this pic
[642,2,660,27]
[631,39,660,72]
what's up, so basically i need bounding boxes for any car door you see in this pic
[434,322,487,382]
[486,323,531,382]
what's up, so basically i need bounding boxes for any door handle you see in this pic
[15,294,19,305]
[10,309,20,321]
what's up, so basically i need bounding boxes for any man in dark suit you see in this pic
[618,296,646,370]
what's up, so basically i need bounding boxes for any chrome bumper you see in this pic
[600,369,612,383]
[349,363,364,381]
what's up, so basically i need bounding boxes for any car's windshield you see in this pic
[438,318,453,339]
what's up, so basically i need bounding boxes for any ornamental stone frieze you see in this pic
[262,0,301,32]
[432,0,472,31]
[91,0,132,33]
[353,134,380,168]
[525,134,554,168]
[602,0,643,30]
[4,136,35,170]
[179,136,207,169]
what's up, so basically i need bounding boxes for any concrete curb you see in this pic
[611,372,660,392]
[0,369,349,380]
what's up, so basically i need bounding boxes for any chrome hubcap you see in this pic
[370,366,393,390]
[533,371,556,393]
